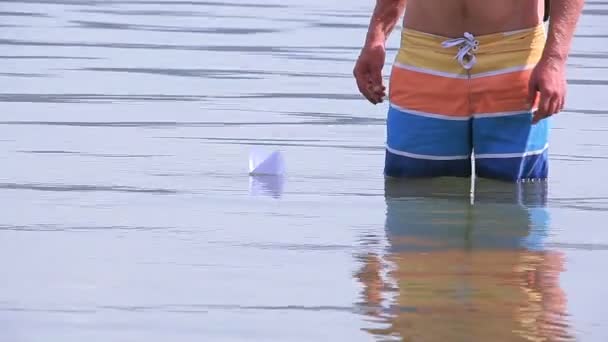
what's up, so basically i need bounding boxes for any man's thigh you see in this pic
[471,69,550,181]
[385,63,473,178]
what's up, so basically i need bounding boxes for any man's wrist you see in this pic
[539,48,568,67]
[364,28,387,48]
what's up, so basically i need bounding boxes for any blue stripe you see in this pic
[384,149,472,178]
[387,105,471,156]
[473,113,550,155]
[475,149,549,181]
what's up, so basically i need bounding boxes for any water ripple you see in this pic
[569,52,608,59]
[565,108,608,115]
[0,183,178,194]
[69,20,282,35]
[583,9,608,15]
[229,92,361,100]
[568,79,608,86]
[75,9,211,17]
[0,0,286,6]
[1,224,177,232]
[0,121,310,127]
[0,93,205,103]
[0,39,391,54]
[0,304,355,314]
[0,55,101,60]
[17,150,171,158]
[547,242,608,250]
[182,137,384,151]
[0,11,49,17]
[166,137,382,150]
[0,72,50,78]
[77,67,351,79]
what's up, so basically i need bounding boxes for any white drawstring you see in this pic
[441,32,480,70]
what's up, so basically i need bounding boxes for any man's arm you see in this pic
[363,0,407,48]
[541,0,585,64]
[354,0,406,104]
[530,0,585,123]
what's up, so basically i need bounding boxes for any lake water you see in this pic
[1,1,608,341]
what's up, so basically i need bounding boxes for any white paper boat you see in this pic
[248,149,286,176]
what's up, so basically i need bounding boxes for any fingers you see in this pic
[369,70,386,103]
[532,93,564,124]
[354,57,385,104]
[353,64,375,104]
[532,90,551,124]
[557,96,565,113]
[532,94,551,124]
[548,95,560,116]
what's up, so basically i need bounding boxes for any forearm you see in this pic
[541,0,585,63]
[364,0,407,47]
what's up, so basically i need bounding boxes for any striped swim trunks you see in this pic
[385,24,549,181]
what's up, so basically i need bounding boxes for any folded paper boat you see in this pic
[248,149,286,176]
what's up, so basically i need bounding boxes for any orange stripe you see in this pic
[471,69,539,114]
[388,66,470,117]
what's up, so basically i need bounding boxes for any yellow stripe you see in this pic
[394,24,546,76]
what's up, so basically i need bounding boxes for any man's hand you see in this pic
[528,58,567,124]
[526,0,584,124]
[353,0,406,104]
[353,44,387,105]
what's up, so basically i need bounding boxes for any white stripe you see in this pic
[393,62,468,79]
[391,104,536,120]
[469,64,535,79]
[390,103,471,121]
[386,146,470,160]
[474,144,549,159]
[393,62,534,79]
[473,109,537,119]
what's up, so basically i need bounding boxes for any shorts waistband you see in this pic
[400,24,546,52]
[394,24,546,74]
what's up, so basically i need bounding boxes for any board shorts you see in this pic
[384,24,549,181]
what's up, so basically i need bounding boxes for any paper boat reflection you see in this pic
[248,174,285,198]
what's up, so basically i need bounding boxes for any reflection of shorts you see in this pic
[383,178,550,253]
[385,24,549,181]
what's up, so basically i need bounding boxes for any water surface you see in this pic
[1,0,608,341]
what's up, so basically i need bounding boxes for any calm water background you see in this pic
[1,0,608,341]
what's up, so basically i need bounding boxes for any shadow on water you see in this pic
[355,177,573,341]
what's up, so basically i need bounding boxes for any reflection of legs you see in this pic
[471,179,570,340]
[472,178,549,251]
[384,177,472,252]
[360,177,570,341]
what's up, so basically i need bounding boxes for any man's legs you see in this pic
[384,104,472,178]
[473,112,550,181]
[384,28,473,178]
